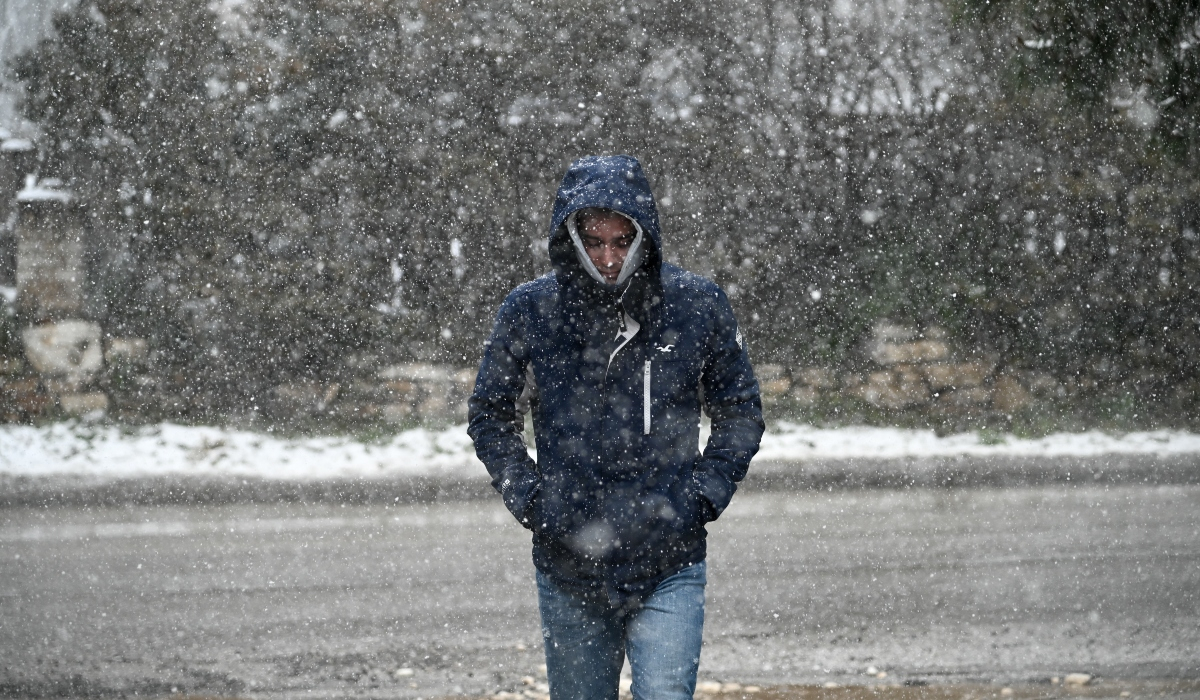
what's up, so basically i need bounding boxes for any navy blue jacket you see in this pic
[468,155,764,610]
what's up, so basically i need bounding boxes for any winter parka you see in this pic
[467,155,764,610]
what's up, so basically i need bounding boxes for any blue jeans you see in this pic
[536,560,706,700]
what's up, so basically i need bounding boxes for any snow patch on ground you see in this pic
[2,421,1199,481]
[757,421,1200,461]
[0,422,481,480]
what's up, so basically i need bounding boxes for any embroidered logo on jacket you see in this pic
[655,344,675,353]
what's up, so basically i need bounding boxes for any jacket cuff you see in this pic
[496,465,541,529]
[689,462,737,524]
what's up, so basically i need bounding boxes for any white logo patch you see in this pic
[735,327,744,348]
[655,344,675,353]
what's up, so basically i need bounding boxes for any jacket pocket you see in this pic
[529,485,571,540]
[645,357,701,439]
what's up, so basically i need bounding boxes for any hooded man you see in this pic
[468,155,764,700]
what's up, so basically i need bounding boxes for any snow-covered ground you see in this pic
[3,421,1200,482]
[756,421,1200,461]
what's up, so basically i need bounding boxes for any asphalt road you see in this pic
[1,484,1198,699]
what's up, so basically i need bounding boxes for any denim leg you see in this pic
[625,561,706,700]
[536,571,625,700]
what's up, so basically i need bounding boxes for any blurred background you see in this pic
[0,0,1197,432]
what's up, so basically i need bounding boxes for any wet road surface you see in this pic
[1,484,1198,698]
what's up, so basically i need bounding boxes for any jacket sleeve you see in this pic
[691,289,765,523]
[467,292,540,529]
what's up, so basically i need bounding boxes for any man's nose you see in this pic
[598,245,623,268]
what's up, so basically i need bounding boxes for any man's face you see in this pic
[579,210,636,283]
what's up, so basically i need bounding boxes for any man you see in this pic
[468,155,763,700]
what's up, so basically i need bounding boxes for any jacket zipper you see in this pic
[607,309,640,379]
[643,360,651,435]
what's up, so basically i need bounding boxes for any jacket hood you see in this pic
[549,155,663,286]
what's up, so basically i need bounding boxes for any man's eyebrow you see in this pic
[581,233,635,244]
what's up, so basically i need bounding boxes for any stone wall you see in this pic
[250,323,1063,426]
[262,364,477,425]
[0,317,1072,426]
[1,331,1068,427]
[0,160,1078,428]
[759,321,1060,418]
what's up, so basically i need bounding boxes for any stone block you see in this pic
[268,382,340,415]
[894,364,924,384]
[795,367,837,389]
[993,374,1032,413]
[923,361,992,392]
[379,364,470,421]
[450,368,476,398]
[418,391,450,419]
[22,320,103,381]
[1021,371,1060,397]
[2,377,49,418]
[330,401,381,419]
[60,392,108,417]
[271,382,321,406]
[379,363,451,382]
[381,402,413,424]
[43,377,86,395]
[937,386,992,406]
[105,337,149,365]
[856,369,929,409]
[871,339,950,366]
[383,380,420,401]
[755,364,787,381]
[448,369,476,418]
[760,377,791,397]
[789,385,820,406]
[347,380,384,400]
[871,321,917,343]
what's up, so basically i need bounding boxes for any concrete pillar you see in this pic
[0,134,36,287]
[11,175,108,414]
[15,174,81,322]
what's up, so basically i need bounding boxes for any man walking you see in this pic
[468,155,764,700]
